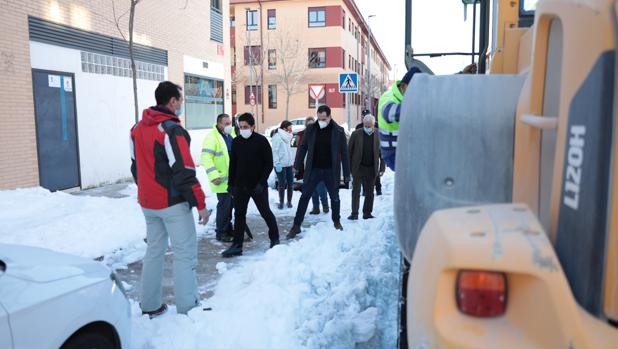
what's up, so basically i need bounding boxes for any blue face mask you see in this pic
[364,127,374,135]
[175,104,184,117]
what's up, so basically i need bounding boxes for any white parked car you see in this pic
[0,244,131,349]
[264,117,308,137]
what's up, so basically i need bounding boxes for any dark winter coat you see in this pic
[294,120,350,184]
[348,128,385,178]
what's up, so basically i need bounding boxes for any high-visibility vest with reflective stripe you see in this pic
[201,124,235,193]
[377,81,403,133]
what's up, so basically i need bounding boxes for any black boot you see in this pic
[286,225,301,239]
[363,214,376,220]
[221,244,243,258]
[347,214,358,220]
[278,188,285,209]
[215,233,234,243]
[142,304,168,319]
[287,186,294,208]
[309,207,320,215]
[270,239,280,248]
[334,221,343,230]
[323,205,330,214]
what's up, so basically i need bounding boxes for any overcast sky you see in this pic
[355,0,479,77]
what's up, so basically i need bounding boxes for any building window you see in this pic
[80,51,164,80]
[246,10,258,31]
[342,10,346,29]
[308,7,326,27]
[232,86,237,105]
[244,45,261,65]
[268,49,276,69]
[308,86,326,108]
[308,48,326,68]
[244,85,262,104]
[349,18,352,32]
[268,9,276,30]
[211,0,221,12]
[184,74,224,130]
[268,85,277,109]
[230,16,235,27]
[342,49,345,69]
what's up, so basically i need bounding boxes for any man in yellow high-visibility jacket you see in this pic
[377,67,420,171]
[201,114,235,242]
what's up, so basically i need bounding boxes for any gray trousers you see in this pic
[140,202,198,314]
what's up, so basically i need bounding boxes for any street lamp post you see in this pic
[246,8,255,117]
[366,15,375,113]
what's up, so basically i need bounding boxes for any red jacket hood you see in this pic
[141,106,180,126]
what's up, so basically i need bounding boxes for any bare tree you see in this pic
[112,0,141,123]
[265,29,313,120]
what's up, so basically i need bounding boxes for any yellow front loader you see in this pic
[396,0,618,347]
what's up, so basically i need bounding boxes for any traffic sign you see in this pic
[339,72,358,93]
[249,92,256,106]
[309,85,325,100]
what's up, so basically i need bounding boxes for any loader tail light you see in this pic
[456,270,507,317]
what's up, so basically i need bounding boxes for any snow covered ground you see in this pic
[0,171,402,348]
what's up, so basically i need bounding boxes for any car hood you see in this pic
[0,244,109,283]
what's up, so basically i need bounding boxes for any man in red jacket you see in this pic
[130,81,209,317]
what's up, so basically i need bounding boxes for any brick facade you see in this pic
[0,0,231,189]
[230,0,390,131]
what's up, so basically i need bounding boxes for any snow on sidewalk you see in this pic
[0,186,148,261]
[131,173,401,349]
[0,170,219,264]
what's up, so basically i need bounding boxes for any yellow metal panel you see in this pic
[603,0,618,324]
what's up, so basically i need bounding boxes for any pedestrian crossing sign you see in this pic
[338,72,358,93]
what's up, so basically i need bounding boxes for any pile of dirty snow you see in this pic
[131,173,401,349]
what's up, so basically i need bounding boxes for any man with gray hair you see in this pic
[347,114,385,220]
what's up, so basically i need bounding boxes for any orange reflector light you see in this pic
[456,270,507,317]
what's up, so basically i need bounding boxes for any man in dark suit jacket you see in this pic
[348,114,385,220]
[287,105,350,238]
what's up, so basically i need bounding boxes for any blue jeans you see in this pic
[215,193,233,236]
[311,181,328,209]
[275,166,294,189]
[294,169,340,225]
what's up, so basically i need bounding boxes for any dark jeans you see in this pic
[232,187,279,246]
[294,169,340,225]
[311,181,328,209]
[275,166,294,189]
[215,193,233,236]
[352,166,376,216]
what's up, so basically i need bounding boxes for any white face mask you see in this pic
[240,129,252,139]
[224,125,234,135]
[318,120,329,129]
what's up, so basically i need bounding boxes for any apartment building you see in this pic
[0,0,231,190]
[229,0,391,131]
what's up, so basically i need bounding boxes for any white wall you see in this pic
[30,42,163,188]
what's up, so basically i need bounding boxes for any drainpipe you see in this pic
[259,0,265,128]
